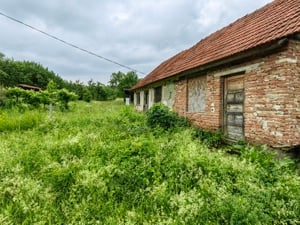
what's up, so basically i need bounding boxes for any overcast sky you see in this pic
[0,0,272,84]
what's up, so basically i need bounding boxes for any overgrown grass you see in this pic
[0,109,45,132]
[0,100,299,224]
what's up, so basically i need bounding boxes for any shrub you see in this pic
[56,89,78,111]
[3,85,78,111]
[146,103,187,130]
[0,86,6,107]
[193,127,224,148]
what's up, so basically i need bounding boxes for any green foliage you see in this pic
[146,103,188,130]
[46,79,58,93]
[0,57,64,89]
[0,86,6,107]
[56,89,78,110]
[0,69,8,86]
[109,71,139,97]
[0,110,44,132]
[82,87,92,102]
[87,79,111,101]
[2,86,78,111]
[0,53,138,101]
[193,127,224,148]
[0,101,299,224]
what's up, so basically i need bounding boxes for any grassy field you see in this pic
[0,100,299,224]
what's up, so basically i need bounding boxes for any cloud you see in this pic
[0,0,272,84]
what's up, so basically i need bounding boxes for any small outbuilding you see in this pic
[131,0,300,148]
[18,84,41,92]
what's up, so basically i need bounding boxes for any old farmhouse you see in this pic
[131,0,300,148]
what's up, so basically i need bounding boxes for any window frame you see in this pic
[136,92,141,105]
[154,86,162,103]
[188,76,206,113]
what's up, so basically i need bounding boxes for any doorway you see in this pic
[223,75,245,140]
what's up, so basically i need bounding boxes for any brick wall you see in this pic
[173,79,187,116]
[244,40,300,147]
[173,39,300,147]
[174,76,222,130]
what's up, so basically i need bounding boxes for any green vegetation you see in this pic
[146,103,188,130]
[0,53,139,101]
[2,84,77,111]
[0,101,299,224]
[109,71,139,98]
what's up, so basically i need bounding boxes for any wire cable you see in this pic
[0,11,145,74]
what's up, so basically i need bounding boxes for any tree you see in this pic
[0,56,66,89]
[87,79,111,101]
[108,71,139,97]
[0,70,8,86]
[56,89,77,110]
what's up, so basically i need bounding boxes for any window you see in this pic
[136,92,140,105]
[162,83,175,108]
[188,76,206,112]
[154,86,162,103]
[144,90,149,111]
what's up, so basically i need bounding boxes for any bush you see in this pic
[146,103,187,130]
[193,127,224,148]
[0,86,6,107]
[2,86,78,111]
[56,89,78,111]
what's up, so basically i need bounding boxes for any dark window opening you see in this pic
[144,90,149,111]
[136,92,140,105]
[154,86,162,103]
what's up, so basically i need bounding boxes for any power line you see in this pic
[0,11,145,74]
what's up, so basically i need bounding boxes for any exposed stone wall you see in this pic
[173,39,299,147]
[244,40,300,147]
[173,80,187,117]
[134,39,299,147]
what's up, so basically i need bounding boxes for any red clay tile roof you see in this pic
[132,0,300,90]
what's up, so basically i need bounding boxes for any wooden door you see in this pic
[224,75,244,140]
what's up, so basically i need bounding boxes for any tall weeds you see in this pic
[0,100,299,224]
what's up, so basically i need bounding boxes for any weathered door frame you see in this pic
[223,74,245,141]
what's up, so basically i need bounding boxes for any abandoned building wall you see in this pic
[134,91,144,111]
[134,39,299,147]
[174,75,222,130]
[244,39,300,147]
[162,83,175,108]
[172,39,299,147]
[188,76,206,112]
[173,80,187,117]
[148,88,155,109]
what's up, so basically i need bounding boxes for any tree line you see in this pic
[0,53,139,102]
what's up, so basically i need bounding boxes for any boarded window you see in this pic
[162,83,175,108]
[188,76,206,112]
[154,86,162,103]
[136,92,140,105]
